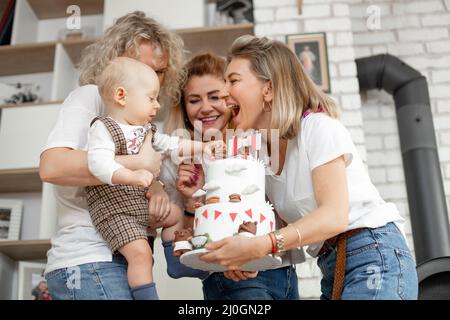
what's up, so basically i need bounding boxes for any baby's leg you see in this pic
[149,203,184,241]
[118,239,158,300]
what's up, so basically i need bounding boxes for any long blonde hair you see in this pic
[78,11,186,109]
[228,35,340,139]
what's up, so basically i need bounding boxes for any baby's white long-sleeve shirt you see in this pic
[87,118,179,185]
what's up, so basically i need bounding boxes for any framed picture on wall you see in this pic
[0,199,22,240]
[286,32,331,93]
[17,262,52,300]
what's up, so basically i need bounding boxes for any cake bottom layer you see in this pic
[194,202,275,241]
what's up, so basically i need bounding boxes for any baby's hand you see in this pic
[203,140,226,160]
[128,169,154,188]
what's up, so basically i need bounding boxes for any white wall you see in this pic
[0,104,60,169]
[254,0,364,299]
[103,0,206,30]
[0,254,17,300]
[350,0,450,259]
[254,0,450,299]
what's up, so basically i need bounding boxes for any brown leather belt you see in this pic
[318,228,366,300]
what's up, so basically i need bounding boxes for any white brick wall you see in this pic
[351,0,450,283]
[254,0,450,300]
[252,0,450,300]
[254,0,365,299]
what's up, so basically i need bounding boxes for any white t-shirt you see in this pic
[87,119,179,185]
[42,85,160,274]
[266,113,405,257]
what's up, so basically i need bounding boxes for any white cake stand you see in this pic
[180,248,283,272]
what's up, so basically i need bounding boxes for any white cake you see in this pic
[192,157,276,240]
[180,133,282,271]
[180,154,282,271]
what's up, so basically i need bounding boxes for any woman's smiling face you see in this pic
[184,74,231,135]
[224,57,270,131]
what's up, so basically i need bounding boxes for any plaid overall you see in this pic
[85,117,151,252]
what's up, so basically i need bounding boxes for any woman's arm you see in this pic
[40,148,101,186]
[277,155,349,250]
[40,135,162,187]
[201,156,349,269]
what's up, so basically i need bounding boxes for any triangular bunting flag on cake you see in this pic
[260,213,266,223]
[202,209,208,219]
[214,210,222,220]
[230,212,237,222]
[245,209,253,219]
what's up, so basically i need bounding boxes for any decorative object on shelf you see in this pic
[297,0,303,15]
[58,26,95,41]
[1,82,41,105]
[17,261,52,300]
[286,32,331,93]
[213,0,254,25]
[0,199,22,241]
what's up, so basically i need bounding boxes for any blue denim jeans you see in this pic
[45,255,132,300]
[202,265,299,300]
[317,222,418,300]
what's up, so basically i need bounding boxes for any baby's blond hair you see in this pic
[97,57,156,104]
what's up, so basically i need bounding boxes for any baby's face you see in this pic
[124,68,161,126]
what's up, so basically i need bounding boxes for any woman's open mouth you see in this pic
[227,103,241,126]
[200,115,220,125]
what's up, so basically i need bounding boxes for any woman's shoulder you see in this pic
[301,112,336,126]
[300,112,342,137]
[62,84,103,112]
[66,84,99,98]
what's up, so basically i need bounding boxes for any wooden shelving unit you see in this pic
[0,42,56,76]
[0,100,62,110]
[177,23,254,56]
[0,168,42,193]
[27,0,104,19]
[62,38,97,65]
[0,239,50,261]
[0,2,258,300]
[0,23,254,78]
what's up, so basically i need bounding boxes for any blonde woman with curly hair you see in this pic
[201,35,418,300]
[39,12,204,300]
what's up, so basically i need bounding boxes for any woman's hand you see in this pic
[200,235,271,270]
[176,163,205,198]
[223,270,258,282]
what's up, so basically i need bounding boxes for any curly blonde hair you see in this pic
[78,11,186,109]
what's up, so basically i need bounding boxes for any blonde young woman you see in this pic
[201,35,418,300]
[162,52,301,300]
[39,12,202,300]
